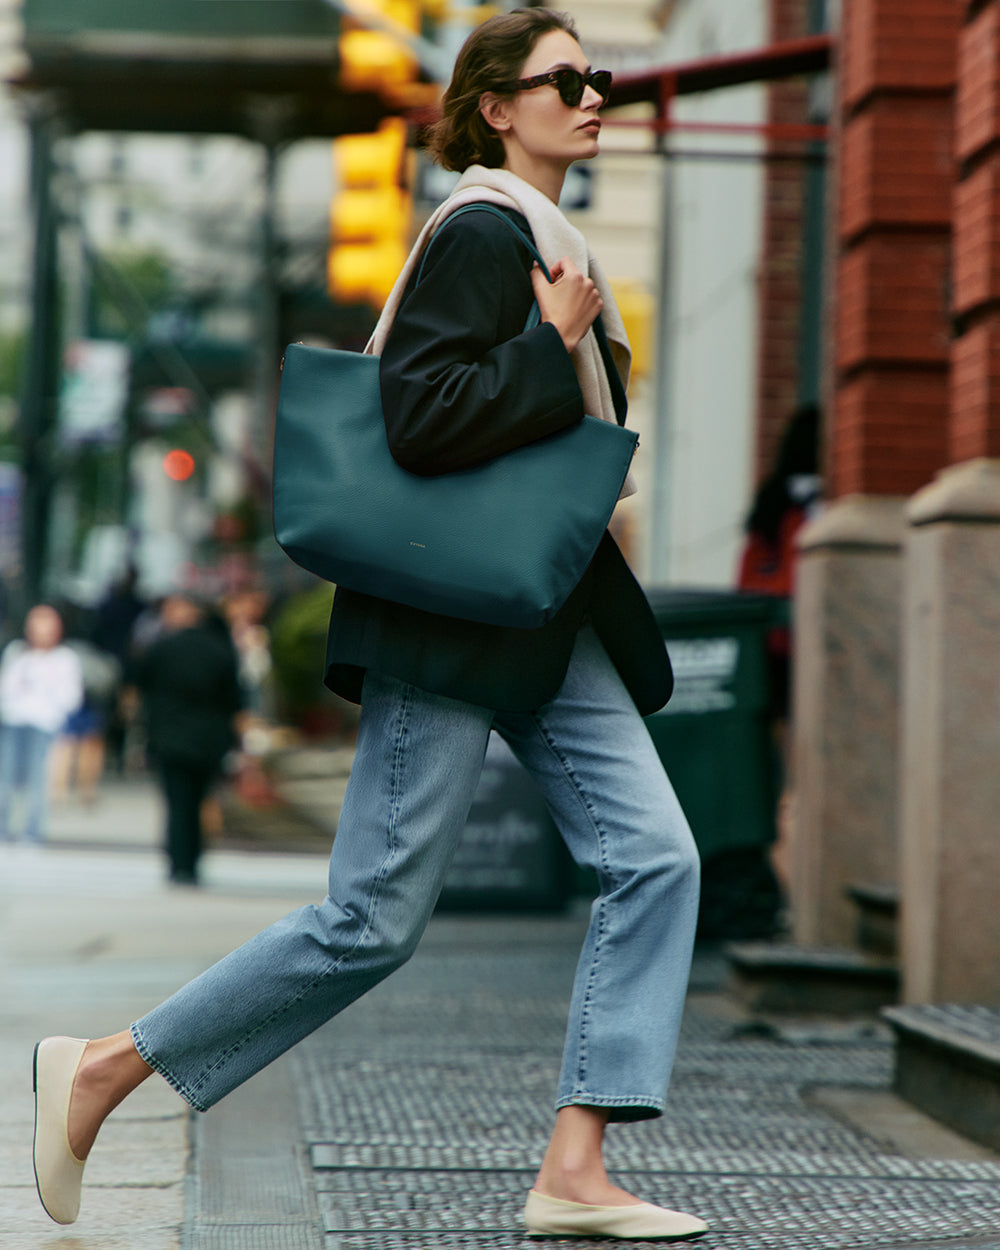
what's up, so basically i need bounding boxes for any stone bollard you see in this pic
[791,495,906,949]
[899,459,1000,1003]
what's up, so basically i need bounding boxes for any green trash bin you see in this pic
[644,589,785,939]
[437,733,573,913]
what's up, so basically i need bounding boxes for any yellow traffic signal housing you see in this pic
[331,185,409,243]
[328,237,409,308]
[610,280,655,381]
[339,0,420,94]
[329,117,412,308]
[334,117,406,188]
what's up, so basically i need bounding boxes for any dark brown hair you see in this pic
[425,8,579,172]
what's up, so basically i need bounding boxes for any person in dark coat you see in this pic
[93,567,147,775]
[130,594,242,884]
[32,12,705,1241]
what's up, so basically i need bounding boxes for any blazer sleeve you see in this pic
[379,211,585,476]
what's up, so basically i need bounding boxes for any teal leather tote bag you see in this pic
[272,206,637,630]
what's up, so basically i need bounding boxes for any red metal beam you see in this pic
[607,33,834,110]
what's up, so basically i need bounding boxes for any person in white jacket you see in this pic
[0,604,83,843]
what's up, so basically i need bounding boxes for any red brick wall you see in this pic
[829,0,958,497]
[835,236,952,368]
[754,0,811,484]
[840,0,961,104]
[950,1,1000,462]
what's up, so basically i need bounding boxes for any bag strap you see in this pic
[416,203,551,332]
[417,202,626,423]
[417,202,552,281]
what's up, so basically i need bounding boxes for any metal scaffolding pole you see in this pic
[17,99,60,611]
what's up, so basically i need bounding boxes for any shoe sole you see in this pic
[526,1233,707,1243]
[31,1041,55,1222]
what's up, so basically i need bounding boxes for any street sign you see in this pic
[58,339,129,444]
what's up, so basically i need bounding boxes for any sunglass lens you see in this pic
[556,69,612,106]
[590,70,612,102]
[556,69,585,107]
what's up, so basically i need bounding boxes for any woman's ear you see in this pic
[479,92,513,134]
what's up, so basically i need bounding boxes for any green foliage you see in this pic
[0,329,26,456]
[269,583,336,714]
[74,443,125,533]
[0,327,27,399]
[92,247,173,339]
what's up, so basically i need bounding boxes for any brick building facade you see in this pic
[952,1,1000,463]
[757,0,1000,498]
[755,0,814,482]
[790,0,1000,1002]
[831,0,956,497]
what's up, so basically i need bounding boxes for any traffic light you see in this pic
[610,280,655,381]
[329,117,412,309]
[162,448,195,481]
[338,0,420,95]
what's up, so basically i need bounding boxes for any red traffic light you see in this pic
[162,449,195,481]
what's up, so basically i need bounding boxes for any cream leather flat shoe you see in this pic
[33,1036,90,1225]
[523,1190,708,1240]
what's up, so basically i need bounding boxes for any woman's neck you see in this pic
[500,151,566,205]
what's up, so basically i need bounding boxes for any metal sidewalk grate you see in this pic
[288,921,1000,1249]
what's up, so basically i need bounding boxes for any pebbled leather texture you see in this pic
[272,342,636,629]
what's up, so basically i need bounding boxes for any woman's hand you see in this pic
[530,258,603,354]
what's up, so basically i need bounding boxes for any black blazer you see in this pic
[324,206,672,716]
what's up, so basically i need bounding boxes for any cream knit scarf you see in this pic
[367,165,635,497]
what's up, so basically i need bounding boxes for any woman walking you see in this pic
[0,604,83,844]
[33,10,705,1239]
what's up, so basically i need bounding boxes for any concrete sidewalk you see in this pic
[3,773,1000,1249]
[0,774,330,1250]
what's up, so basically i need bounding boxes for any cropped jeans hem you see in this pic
[555,1093,665,1123]
[130,1024,210,1113]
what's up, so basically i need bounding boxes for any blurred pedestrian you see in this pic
[222,589,273,719]
[32,11,704,1242]
[93,566,147,775]
[128,593,243,885]
[0,604,83,844]
[737,403,821,897]
[737,403,820,659]
[48,601,121,809]
[50,636,121,809]
[94,566,146,662]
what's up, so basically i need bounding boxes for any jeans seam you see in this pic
[180,685,413,1107]
[531,711,613,1097]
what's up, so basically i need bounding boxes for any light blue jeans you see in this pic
[132,626,700,1119]
[0,723,57,843]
